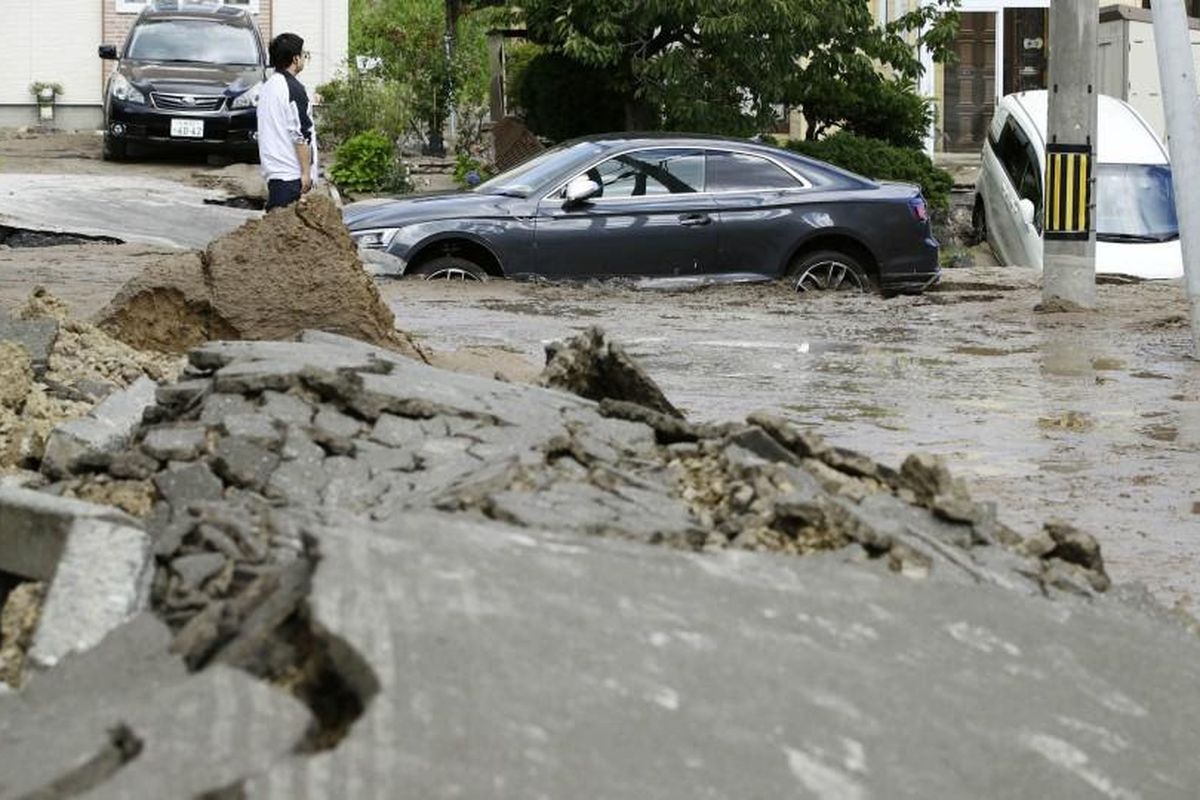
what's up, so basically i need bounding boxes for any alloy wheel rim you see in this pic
[793,260,864,293]
[423,267,480,282]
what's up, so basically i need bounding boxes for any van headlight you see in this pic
[350,228,400,250]
[110,73,146,105]
[231,82,262,109]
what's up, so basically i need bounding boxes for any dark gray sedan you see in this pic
[344,135,940,294]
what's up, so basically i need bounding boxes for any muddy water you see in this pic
[383,267,1200,612]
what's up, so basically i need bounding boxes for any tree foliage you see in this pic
[510,0,958,145]
[787,132,953,212]
[347,0,495,150]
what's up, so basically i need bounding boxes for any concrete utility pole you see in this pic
[1042,1,1099,309]
[1152,0,1200,359]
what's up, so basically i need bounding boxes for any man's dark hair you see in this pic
[269,33,304,72]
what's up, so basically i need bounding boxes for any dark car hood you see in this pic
[344,191,521,230]
[122,61,264,94]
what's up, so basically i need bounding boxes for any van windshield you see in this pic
[127,20,261,66]
[1096,164,1179,242]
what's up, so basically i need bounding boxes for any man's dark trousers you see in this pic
[266,179,303,211]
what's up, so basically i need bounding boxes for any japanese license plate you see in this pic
[170,118,204,138]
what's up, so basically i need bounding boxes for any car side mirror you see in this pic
[564,176,601,205]
[98,44,118,60]
[1019,198,1037,228]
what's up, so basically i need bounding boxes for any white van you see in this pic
[974,90,1182,280]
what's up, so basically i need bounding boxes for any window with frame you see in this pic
[583,149,705,198]
[706,151,803,192]
[993,119,1043,231]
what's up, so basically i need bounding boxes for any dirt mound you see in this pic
[97,192,424,359]
[0,289,178,471]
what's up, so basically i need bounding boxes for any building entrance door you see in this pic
[943,11,996,152]
[1003,8,1048,95]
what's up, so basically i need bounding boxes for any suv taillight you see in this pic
[909,196,928,222]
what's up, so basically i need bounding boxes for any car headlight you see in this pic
[231,82,262,110]
[350,228,400,250]
[110,73,146,105]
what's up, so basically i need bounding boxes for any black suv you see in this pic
[98,1,266,160]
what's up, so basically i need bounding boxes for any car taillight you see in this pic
[909,196,928,222]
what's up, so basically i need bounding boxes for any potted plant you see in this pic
[29,82,64,123]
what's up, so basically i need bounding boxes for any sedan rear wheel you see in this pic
[789,250,872,294]
[411,256,488,282]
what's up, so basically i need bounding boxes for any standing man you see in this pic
[258,33,318,211]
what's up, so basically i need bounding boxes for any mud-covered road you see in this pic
[380,270,1200,612]
[1,131,1196,613]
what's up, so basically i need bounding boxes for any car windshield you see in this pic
[1095,163,1179,242]
[127,20,260,65]
[475,142,607,198]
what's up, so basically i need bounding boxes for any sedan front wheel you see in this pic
[410,256,488,282]
[788,250,872,293]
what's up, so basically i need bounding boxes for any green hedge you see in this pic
[785,133,953,213]
[328,131,410,194]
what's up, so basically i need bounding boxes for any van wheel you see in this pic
[788,250,872,293]
[411,256,488,282]
[971,197,987,246]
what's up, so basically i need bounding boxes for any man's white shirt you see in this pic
[257,70,319,183]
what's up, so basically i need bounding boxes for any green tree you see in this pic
[349,0,495,153]
[512,0,958,145]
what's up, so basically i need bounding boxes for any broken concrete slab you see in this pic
[540,326,682,418]
[0,486,138,581]
[0,487,152,672]
[41,377,157,478]
[30,328,1199,796]
[243,513,1200,799]
[29,516,153,671]
[0,614,310,799]
[140,424,207,462]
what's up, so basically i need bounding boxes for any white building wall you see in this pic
[1108,19,1200,137]
[271,0,349,93]
[0,0,103,107]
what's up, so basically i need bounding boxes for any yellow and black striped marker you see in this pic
[1044,144,1093,240]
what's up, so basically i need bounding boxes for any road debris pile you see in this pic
[0,289,177,474]
[96,193,424,359]
[4,329,1200,797]
[540,326,683,417]
[59,329,1111,674]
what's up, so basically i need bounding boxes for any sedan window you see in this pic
[706,152,802,192]
[478,142,606,198]
[585,149,705,198]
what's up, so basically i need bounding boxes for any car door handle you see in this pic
[679,213,712,227]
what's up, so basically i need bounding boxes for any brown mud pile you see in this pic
[0,289,178,471]
[96,193,424,360]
